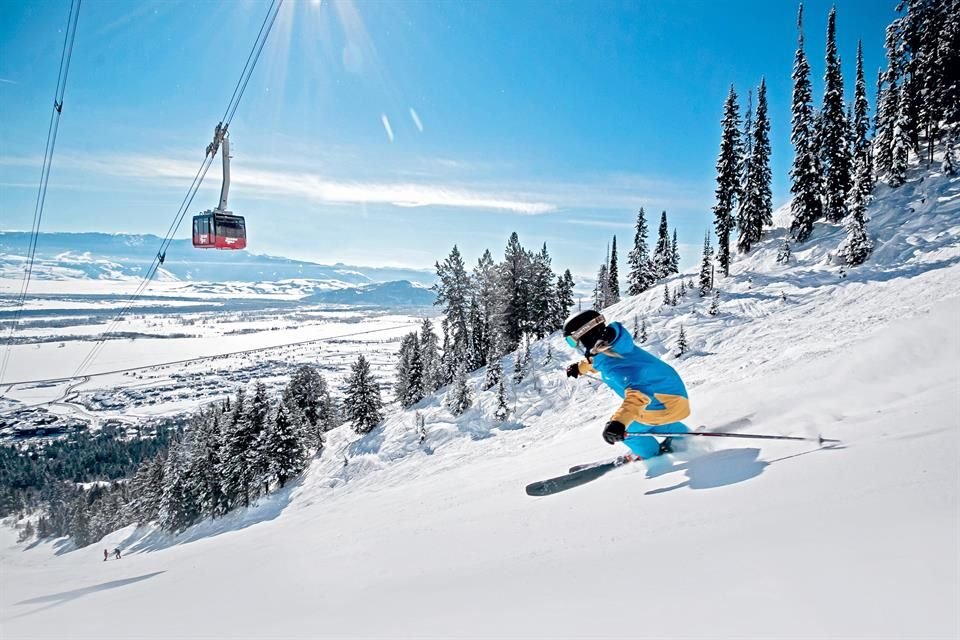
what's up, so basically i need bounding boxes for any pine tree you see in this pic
[221,384,268,509]
[159,437,200,532]
[445,362,472,417]
[501,232,531,351]
[944,139,957,176]
[529,243,557,338]
[343,355,384,434]
[714,85,742,275]
[790,3,823,242]
[553,269,575,329]
[627,207,657,295]
[607,237,621,305]
[662,283,671,307]
[512,337,530,384]
[698,231,713,296]
[676,325,688,358]
[708,289,721,315]
[484,331,504,390]
[394,332,424,409]
[737,88,754,251]
[820,6,853,223]
[434,245,472,364]
[594,261,608,310]
[284,365,334,437]
[264,403,306,489]
[890,80,911,187]
[853,41,874,199]
[838,154,873,266]
[639,317,648,343]
[652,211,672,279]
[632,314,640,339]
[739,78,773,253]
[494,379,510,422]
[472,249,502,364]
[670,230,680,274]
[418,318,440,393]
[777,237,792,264]
[876,20,903,179]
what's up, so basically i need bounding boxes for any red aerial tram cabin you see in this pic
[193,130,247,250]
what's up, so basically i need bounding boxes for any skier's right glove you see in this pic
[602,420,626,445]
[565,363,580,379]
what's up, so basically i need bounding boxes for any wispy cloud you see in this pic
[562,218,635,230]
[32,153,558,215]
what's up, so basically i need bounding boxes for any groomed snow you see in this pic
[1,165,958,638]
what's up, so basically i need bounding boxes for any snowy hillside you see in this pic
[1,162,958,638]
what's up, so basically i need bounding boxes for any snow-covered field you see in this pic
[1,164,958,639]
[0,289,427,437]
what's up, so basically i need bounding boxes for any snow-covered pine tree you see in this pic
[484,346,503,390]
[941,0,960,130]
[777,237,792,264]
[739,78,773,254]
[890,81,911,187]
[343,354,384,434]
[594,261,608,310]
[820,6,853,223]
[679,279,687,298]
[875,20,902,179]
[670,229,680,274]
[627,207,657,295]
[284,364,334,439]
[446,362,472,417]
[607,236,621,305]
[394,332,415,406]
[264,402,306,489]
[790,3,823,242]
[126,452,165,524]
[709,289,721,315]
[221,383,268,509]
[529,243,557,338]
[944,139,957,176]
[418,317,440,393]
[652,210,672,279]
[437,318,455,387]
[415,412,427,445]
[494,379,510,422]
[698,230,713,296]
[676,325,688,358]
[671,286,680,306]
[838,154,873,266]
[737,89,754,252]
[472,249,502,365]
[434,245,472,364]
[639,317,648,343]
[662,282,671,307]
[714,85,742,275]
[853,41,874,199]
[189,407,226,517]
[512,336,530,384]
[553,269,575,329]
[632,313,640,339]
[159,436,200,532]
[501,232,532,351]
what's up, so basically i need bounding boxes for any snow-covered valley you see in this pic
[1,154,958,638]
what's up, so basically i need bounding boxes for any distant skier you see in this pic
[113,547,122,560]
[563,310,690,459]
[103,548,108,562]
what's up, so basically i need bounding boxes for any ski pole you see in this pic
[625,431,841,445]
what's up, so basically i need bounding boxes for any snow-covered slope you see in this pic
[2,164,958,639]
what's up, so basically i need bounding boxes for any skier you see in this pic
[563,310,690,460]
[103,548,108,562]
[113,547,122,560]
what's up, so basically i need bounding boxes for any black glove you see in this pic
[565,363,580,379]
[602,420,626,445]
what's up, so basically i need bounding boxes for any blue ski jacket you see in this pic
[576,321,690,426]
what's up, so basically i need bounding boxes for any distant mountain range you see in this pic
[0,232,435,286]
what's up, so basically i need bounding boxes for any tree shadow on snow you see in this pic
[7,571,164,620]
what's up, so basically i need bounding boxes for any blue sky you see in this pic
[0,0,896,278]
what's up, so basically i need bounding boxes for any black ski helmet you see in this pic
[563,309,607,350]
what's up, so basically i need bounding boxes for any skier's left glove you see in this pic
[602,420,626,445]
[565,363,580,379]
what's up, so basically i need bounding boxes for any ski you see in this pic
[526,455,635,497]
[569,454,634,474]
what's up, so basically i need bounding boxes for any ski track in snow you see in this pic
[1,164,959,638]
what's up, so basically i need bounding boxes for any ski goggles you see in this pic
[564,314,605,349]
